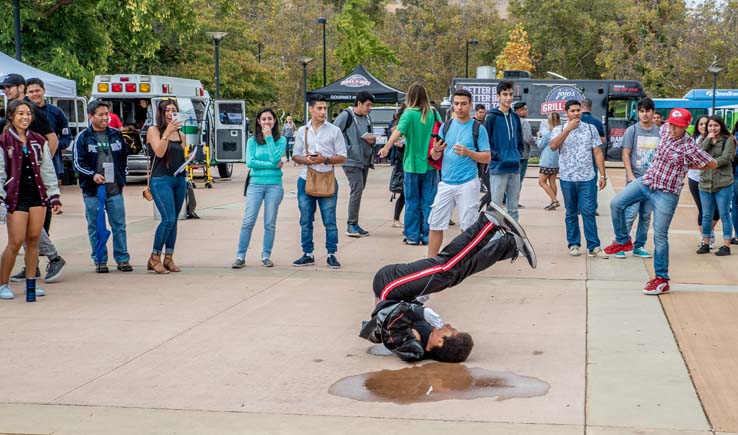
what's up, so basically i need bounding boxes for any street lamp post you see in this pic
[707,59,722,114]
[206,31,228,99]
[316,17,327,86]
[300,57,314,124]
[257,42,262,63]
[465,39,479,78]
[13,0,21,60]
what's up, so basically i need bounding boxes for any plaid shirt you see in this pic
[641,125,713,195]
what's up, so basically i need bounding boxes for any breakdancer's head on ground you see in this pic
[362,202,535,363]
[425,323,475,363]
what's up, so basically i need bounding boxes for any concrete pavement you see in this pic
[0,163,736,434]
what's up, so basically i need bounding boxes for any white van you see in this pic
[88,74,248,182]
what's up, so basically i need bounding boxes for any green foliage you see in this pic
[334,0,397,73]
[510,0,611,79]
[596,0,689,96]
[4,0,738,124]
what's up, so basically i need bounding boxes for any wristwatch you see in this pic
[324,156,330,164]
[600,175,608,180]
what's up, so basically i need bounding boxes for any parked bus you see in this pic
[449,77,646,161]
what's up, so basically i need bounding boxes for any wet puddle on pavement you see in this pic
[329,362,549,404]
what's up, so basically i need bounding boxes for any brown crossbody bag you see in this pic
[304,127,336,197]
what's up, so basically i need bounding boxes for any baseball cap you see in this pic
[2,74,26,88]
[666,108,691,128]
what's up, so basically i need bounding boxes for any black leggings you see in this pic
[393,192,405,221]
[688,178,719,226]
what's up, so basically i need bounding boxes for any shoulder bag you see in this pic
[142,144,155,201]
[304,127,336,197]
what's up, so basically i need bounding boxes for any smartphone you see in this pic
[431,133,442,140]
[171,112,182,123]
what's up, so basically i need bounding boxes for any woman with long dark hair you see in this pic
[232,107,286,268]
[379,83,440,246]
[145,100,188,273]
[0,99,62,299]
[687,115,719,247]
[697,115,735,256]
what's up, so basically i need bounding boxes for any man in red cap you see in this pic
[604,109,717,295]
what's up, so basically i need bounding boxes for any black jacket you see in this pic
[73,126,129,197]
[359,300,430,362]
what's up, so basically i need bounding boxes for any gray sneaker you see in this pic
[0,284,15,299]
[261,258,274,267]
[484,203,537,268]
[44,257,66,283]
[10,267,40,282]
[232,258,245,269]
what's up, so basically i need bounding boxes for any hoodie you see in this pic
[485,108,524,175]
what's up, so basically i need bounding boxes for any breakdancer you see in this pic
[360,202,536,363]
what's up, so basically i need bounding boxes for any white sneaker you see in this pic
[588,247,609,259]
[0,284,15,299]
[569,246,581,256]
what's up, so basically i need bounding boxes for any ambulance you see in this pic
[88,74,248,184]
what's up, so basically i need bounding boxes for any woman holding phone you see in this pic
[232,107,286,268]
[0,99,62,299]
[145,100,187,274]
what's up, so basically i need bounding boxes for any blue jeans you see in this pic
[732,178,738,237]
[236,184,284,260]
[624,180,653,249]
[610,179,679,280]
[490,172,521,221]
[560,177,600,250]
[151,175,187,254]
[297,177,338,254]
[83,192,129,264]
[700,187,733,240]
[403,170,438,244]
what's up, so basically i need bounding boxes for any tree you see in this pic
[495,23,534,77]
[334,0,397,73]
[596,0,689,96]
[381,0,504,101]
[509,0,611,79]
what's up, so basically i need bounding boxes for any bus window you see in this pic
[608,98,639,121]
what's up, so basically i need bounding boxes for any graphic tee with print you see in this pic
[622,123,660,178]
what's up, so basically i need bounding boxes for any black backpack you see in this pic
[441,118,490,190]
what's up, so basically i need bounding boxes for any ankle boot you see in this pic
[163,254,181,272]
[147,253,169,274]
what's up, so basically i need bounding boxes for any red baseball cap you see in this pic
[667,108,692,128]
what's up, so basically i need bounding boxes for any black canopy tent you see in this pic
[307,65,405,103]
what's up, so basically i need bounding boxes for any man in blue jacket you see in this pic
[74,100,132,273]
[485,80,525,221]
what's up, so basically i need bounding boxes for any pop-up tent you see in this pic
[0,51,77,97]
[307,65,405,103]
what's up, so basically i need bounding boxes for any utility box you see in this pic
[213,100,247,163]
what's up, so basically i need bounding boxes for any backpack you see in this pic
[441,118,482,150]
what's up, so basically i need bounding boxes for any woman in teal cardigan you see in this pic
[233,108,286,268]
